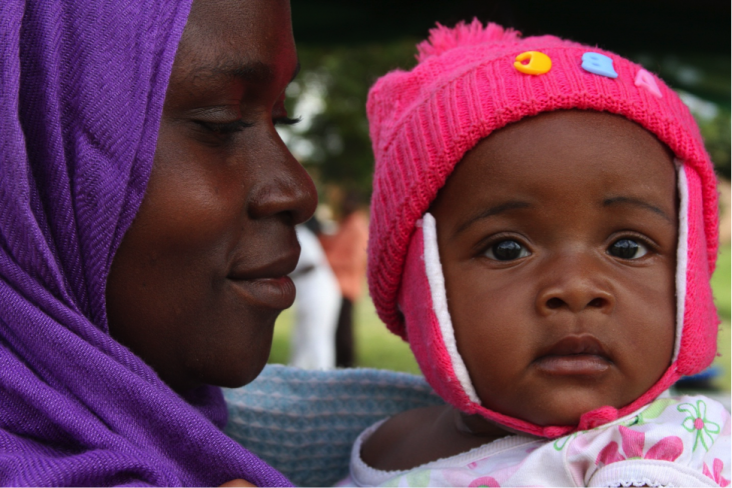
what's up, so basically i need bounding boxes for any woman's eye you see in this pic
[608,238,648,259]
[273,116,301,126]
[194,119,252,135]
[484,240,530,261]
[272,92,299,126]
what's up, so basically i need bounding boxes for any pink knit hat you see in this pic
[367,20,719,437]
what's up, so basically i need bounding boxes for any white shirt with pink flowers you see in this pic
[341,394,730,487]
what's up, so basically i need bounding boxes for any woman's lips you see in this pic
[230,275,296,310]
[228,249,300,310]
[533,335,611,376]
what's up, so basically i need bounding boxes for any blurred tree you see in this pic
[698,111,731,179]
[291,1,729,58]
[282,41,418,196]
[282,39,732,196]
[633,53,730,179]
[282,6,729,192]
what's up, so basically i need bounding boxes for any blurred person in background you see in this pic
[289,221,341,370]
[320,191,369,368]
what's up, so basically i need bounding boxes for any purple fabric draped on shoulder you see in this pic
[0,0,291,485]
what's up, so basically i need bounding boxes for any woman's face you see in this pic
[106,0,316,393]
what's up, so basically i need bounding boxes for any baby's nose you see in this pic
[535,260,615,316]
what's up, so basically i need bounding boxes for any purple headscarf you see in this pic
[0,0,291,485]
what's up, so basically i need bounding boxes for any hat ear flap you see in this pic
[399,214,573,438]
[623,163,719,419]
[398,213,481,413]
[674,164,719,375]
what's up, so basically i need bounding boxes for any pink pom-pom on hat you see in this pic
[415,19,519,62]
[366,20,719,437]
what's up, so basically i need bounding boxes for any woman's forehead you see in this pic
[173,0,296,82]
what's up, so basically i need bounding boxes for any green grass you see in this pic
[712,245,731,322]
[352,297,420,374]
[268,298,419,373]
[714,321,730,390]
[270,244,731,390]
[711,245,731,390]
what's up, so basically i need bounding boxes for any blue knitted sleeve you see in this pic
[223,365,443,487]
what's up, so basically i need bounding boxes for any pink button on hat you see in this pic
[366,20,719,437]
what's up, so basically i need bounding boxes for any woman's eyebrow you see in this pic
[455,201,532,236]
[188,60,300,84]
[602,196,674,223]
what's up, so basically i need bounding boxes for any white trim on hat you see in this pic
[422,212,481,404]
[673,163,688,363]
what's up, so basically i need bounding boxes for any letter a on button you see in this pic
[635,69,662,98]
[581,52,618,78]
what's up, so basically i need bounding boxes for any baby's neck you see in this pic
[455,410,514,439]
[361,405,512,472]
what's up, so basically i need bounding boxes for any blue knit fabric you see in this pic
[223,365,444,487]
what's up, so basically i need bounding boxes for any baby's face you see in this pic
[430,110,677,426]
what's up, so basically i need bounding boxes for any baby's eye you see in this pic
[607,238,648,260]
[484,240,530,261]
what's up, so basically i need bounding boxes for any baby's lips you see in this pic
[532,334,612,376]
[533,354,611,376]
[539,334,609,358]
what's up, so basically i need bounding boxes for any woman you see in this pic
[1,0,314,485]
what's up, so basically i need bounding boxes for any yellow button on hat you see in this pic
[514,51,552,75]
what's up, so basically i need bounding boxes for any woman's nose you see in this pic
[247,134,317,224]
[535,257,615,316]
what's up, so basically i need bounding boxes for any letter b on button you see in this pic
[581,52,617,79]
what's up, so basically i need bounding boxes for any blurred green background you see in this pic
[270,1,731,391]
[281,0,730,197]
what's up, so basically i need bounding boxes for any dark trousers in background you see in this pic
[335,297,354,368]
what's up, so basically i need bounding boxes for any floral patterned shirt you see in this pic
[340,395,730,487]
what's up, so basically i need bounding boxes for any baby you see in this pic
[345,20,730,487]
